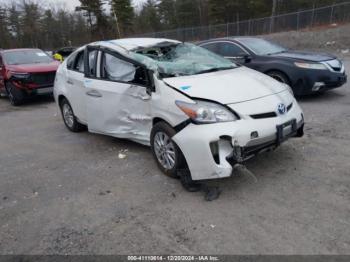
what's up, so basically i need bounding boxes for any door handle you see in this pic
[86,90,102,98]
[66,79,73,85]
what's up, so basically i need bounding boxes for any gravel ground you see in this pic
[0,60,349,255]
[266,23,350,59]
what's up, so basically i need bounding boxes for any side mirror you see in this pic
[243,54,252,63]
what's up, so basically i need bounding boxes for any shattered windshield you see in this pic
[130,42,237,78]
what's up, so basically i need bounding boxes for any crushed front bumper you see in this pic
[239,119,303,160]
[173,105,304,181]
[9,79,54,96]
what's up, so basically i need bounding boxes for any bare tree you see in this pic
[270,0,277,32]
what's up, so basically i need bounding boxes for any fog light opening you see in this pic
[312,82,325,92]
[251,131,259,139]
[210,141,220,164]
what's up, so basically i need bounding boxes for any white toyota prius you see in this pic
[54,38,304,184]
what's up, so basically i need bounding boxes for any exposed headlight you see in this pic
[294,62,327,70]
[175,100,238,124]
[9,71,30,79]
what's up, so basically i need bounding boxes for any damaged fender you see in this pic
[173,122,240,181]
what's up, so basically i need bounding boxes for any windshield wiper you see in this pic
[195,66,234,75]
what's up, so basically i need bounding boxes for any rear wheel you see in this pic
[5,82,24,106]
[150,122,186,178]
[59,98,84,132]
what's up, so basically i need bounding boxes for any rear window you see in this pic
[3,50,54,65]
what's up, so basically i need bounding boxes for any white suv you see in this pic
[54,38,304,182]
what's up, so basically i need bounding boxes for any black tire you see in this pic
[296,124,304,138]
[5,82,24,106]
[267,70,290,85]
[59,98,84,132]
[179,169,202,192]
[150,122,187,178]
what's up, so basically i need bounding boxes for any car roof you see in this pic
[98,38,181,51]
[68,38,182,65]
[199,36,262,43]
[232,37,259,40]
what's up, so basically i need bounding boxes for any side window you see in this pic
[66,52,77,70]
[217,43,247,57]
[101,52,149,86]
[88,50,98,76]
[74,51,84,73]
[201,43,219,53]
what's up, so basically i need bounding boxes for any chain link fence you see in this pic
[136,2,350,42]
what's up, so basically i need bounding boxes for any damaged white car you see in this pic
[54,38,304,184]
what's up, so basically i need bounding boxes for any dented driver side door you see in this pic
[84,47,153,145]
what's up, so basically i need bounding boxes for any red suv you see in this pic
[0,48,60,105]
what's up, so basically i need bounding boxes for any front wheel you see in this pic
[59,98,84,132]
[267,71,290,85]
[150,122,187,178]
[5,82,24,106]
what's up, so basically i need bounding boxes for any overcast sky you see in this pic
[0,0,147,11]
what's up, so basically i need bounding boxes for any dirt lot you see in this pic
[266,23,350,59]
[0,60,349,255]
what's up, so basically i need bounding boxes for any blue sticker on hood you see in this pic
[180,86,191,91]
[84,79,93,87]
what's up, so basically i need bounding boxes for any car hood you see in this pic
[163,66,287,105]
[271,50,336,62]
[6,61,60,73]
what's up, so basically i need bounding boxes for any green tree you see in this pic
[110,0,134,38]
[7,4,22,48]
[78,0,110,40]
[20,1,41,47]
[0,7,11,48]
[70,13,90,46]
[134,0,162,33]
[157,0,178,29]
[40,10,57,49]
[1,0,350,49]
[55,9,73,47]
[209,0,254,24]
[175,0,200,27]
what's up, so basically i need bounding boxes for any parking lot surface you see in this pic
[0,60,349,255]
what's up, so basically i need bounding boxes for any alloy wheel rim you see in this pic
[62,103,74,128]
[154,131,176,170]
